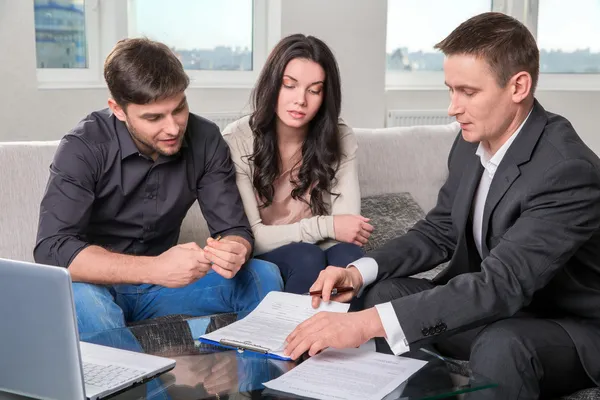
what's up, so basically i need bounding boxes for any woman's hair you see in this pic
[249,34,342,215]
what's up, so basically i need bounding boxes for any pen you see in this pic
[305,286,354,296]
[207,236,222,266]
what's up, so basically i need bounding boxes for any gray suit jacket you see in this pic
[369,100,600,385]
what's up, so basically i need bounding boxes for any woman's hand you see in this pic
[333,215,374,246]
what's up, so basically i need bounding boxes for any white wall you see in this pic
[1,0,598,153]
[535,91,600,153]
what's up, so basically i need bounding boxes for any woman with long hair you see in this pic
[223,34,373,294]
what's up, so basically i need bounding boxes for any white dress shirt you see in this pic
[350,110,532,355]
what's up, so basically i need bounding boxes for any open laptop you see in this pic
[0,258,176,400]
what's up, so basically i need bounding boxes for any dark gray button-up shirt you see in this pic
[34,109,253,267]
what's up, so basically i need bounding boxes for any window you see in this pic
[386,0,491,87]
[35,0,275,88]
[128,0,253,72]
[34,0,87,69]
[537,0,600,74]
[386,0,600,89]
[35,0,101,85]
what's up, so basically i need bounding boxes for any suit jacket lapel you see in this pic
[454,155,484,239]
[481,163,520,256]
[480,99,549,256]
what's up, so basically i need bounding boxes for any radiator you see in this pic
[386,110,455,127]
[202,112,246,131]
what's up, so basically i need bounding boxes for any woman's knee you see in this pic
[326,242,365,266]
[72,283,126,334]
[261,242,327,276]
[261,243,327,294]
[286,242,327,275]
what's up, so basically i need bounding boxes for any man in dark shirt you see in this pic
[34,38,283,335]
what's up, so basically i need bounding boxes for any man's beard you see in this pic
[126,119,182,157]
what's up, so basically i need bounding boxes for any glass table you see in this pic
[79,313,496,400]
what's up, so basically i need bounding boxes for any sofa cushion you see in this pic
[360,192,447,280]
[561,388,600,399]
[355,122,459,213]
[361,193,425,253]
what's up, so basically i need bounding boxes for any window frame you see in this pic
[36,0,280,89]
[385,0,600,91]
[36,0,102,86]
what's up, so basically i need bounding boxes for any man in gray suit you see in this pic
[283,12,600,399]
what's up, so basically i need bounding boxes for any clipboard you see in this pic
[196,292,350,362]
[197,337,292,361]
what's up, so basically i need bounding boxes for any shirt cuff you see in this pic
[221,228,254,250]
[348,257,378,297]
[375,302,410,355]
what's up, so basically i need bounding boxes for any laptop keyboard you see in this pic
[83,361,145,388]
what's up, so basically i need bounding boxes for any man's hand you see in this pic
[333,214,374,246]
[283,308,385,360]
[203,236,249,279]
[149,242,211,288]
[202,352,238,395]
[310,266,364,308]
[170,352,238,395]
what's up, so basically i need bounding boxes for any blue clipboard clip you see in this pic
[219,338,270,354]
[197,337,291,360]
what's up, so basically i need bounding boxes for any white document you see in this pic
[263,348,427,400]
[200,291,349,359]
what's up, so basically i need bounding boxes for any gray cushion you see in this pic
[361,193,425,253]
[560,388,600,400]
[360,192,447,280]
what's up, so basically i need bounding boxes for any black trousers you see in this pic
[362,278,595,400]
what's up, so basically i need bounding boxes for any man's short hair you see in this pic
[104,38,190,108]
[435,12,539,93]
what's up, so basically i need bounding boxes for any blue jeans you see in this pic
[257,242,365,294]
[73,258,283,336]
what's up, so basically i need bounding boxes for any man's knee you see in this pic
[362,278,433,309]
[244,259,284,294]
[470,321,536,375]
[363,280,399,309]
[72,283,126,334]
